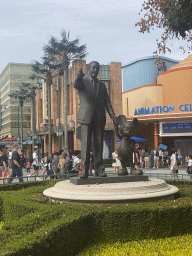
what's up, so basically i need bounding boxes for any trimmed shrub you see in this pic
[0,180,191,255]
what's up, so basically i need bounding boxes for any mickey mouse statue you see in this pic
[115,115,143,176]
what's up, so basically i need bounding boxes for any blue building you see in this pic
[122,56,179,92]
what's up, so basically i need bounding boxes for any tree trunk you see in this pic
[32,91,36,148]
[48,81,52,155]
[57,76,61,151]
[64,69,68,150]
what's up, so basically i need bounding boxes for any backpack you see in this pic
[156,150,159,157]
[52,157,60,173]
[65,158,73,171]
[29,154,33,164]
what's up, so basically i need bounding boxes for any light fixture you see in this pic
[32,133,38,140]
[69,120,75,129]
[56,125,63,137]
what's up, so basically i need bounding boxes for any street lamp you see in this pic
[56,75,62,151]
[26,76,43,149]
[69,120,75,130]
[32,132,38,140]
[56,125,63,136]
[9,87,30,149]
[56,125,63,151]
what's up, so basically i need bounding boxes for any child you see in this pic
[26,159,31,174]
[185,154,189,166]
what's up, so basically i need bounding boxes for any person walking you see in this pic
[28,147,39,179]
[41,152,49,178]
[134,144,140,170]
[177,149,183,166]
[159,148,163,167]
[153,147,159,168]
[7,143,23,184]
[112,150,121,173]
[187,155,192,179]
[138,147,144,169]
[1,148,10,183]
[58,151,67,179]
[8,149,12,167]
[170,149,178,179]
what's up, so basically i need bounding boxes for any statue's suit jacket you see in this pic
[73,76,115,126]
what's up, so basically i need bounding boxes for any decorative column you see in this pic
[154,122,159,149]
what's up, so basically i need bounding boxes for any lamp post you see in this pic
[17,105,20,140]
[19,98,24,148]
[9,93,27,150]
[47,77,52,155]
[32,132,37,148]
[56,75,63,151]
[25,77,43,149]
[64,69,68,150]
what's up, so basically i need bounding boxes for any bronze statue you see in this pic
[73,61,118,179]
[115,115,141,175]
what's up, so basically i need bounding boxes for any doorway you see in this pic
[174,139,192,164]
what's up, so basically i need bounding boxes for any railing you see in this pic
[143,172,192,181]
[1,172,192,185]
[0,174,73,185]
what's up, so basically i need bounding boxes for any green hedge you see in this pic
[0,180,192,255]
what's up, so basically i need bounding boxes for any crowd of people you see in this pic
[111,144,192,179]
[26,147,84,181]
[0,144,89,184]
[1,143,192,183]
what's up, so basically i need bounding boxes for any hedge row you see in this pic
[0,180,192,255]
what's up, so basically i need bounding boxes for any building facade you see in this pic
[35,60,122,158]
[122,55,179,92]
[0,63,33,148]
[122,55,187,154]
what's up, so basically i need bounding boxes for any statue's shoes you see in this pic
[80,173,88,179]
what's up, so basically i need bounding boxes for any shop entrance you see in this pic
[174,139,192,163]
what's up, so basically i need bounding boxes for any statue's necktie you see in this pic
[92,79,97,94]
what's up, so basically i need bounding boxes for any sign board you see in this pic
[160,121,192,137]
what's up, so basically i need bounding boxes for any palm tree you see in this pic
[32,55,59,154]
[43,30,87,149]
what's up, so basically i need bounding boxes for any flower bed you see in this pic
[0,180,191,256]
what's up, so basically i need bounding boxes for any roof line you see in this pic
[122,55,180,68]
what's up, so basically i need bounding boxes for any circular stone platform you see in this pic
[43,178,179,203]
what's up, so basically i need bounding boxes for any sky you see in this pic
[0,0,190,74]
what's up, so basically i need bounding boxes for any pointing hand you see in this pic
[76,68,85,81]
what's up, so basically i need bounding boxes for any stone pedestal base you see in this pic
[70,175,148,185]
[43,178,179,204]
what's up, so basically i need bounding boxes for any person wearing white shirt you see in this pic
[170,149,178,179]
[187,155,192,179]
[29,147,39,178]
[159,149,163,167]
